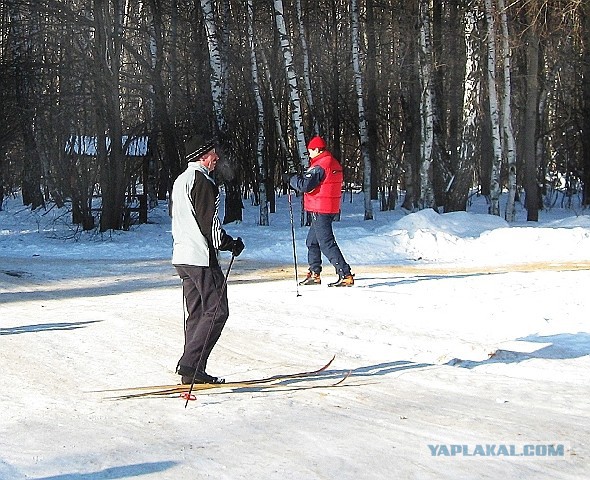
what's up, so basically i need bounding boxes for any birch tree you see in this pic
[448,0,481,211]
[498,0,517,221]
[259,49,290,161]
[200,0,226,134]
[350,0,373,220]
[4,0,589,226]
[484,0,503,216]
[200,0,242,223]
[247,0,268,226]
[296,0,319,136]
[273,0,308,169]
[418,0,436,209]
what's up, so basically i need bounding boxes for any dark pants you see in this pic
[175,264,228,373]
[306,212,351,276]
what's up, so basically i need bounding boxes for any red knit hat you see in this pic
[307,136,326,150]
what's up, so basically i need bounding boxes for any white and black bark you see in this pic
[498,0,517,222]
[450,1,481,212]
[484,0,503,216]
[418,0,436,210]
[350,0,373,220]
[273,0,308,169]
[296,0,319,135]
[247,0,269,226]
[200,0,226,134]
[200,0,243,224]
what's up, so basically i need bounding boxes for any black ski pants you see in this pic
[175,264,229,373]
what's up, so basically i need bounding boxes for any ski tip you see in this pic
[323,354,336,369]
[332,369,352,386]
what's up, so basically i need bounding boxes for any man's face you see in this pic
[201,149,219,172]
[308,147,321,159]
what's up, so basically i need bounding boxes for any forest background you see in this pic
[1,0,589,232]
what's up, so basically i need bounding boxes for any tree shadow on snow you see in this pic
[33,461,178,479]
[447,332,590,369]
[0,278,178,305]
[0,320,102,335]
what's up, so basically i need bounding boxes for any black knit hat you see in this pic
[185,135,215,162]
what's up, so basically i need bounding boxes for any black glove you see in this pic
[282,172,294,184]
[231,237,245,257]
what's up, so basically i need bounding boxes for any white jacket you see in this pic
[171,163,225,266]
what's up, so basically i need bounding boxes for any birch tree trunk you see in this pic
[418,0,436,210]
[200,0,226,133]
[200,0,242,224]
[259,47,289,216]
[220,0,230,104]
[448,1,481,212]
[259,49,290,163]
[273,0,308,169]
[498,0,517,221]
[247,0,268,226]
[484,0,503,216]
[350,0,373,220]
[296,0,319,135]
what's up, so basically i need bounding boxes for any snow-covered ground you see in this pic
[1,191,589,479]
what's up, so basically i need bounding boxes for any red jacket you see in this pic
[304,151,343,214]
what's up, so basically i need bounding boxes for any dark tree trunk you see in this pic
[330,1,342,160]
[20,118,45,210]
[582,3,590,205]
[523,27,540,221]
[366,0,379,200]
[222,180,243,225]
[480,89,493,198]
[401,20,422,211]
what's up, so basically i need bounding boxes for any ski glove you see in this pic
[231,237,245,257]
[282,173,294,184]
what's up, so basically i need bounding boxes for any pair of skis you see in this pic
[100,355,349,400]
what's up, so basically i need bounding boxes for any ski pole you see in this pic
[184,254,235,407]
[287,189,301,297]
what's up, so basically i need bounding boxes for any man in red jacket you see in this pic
[284,136,354,287]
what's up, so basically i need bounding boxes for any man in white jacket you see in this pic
[171,136,244,384]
